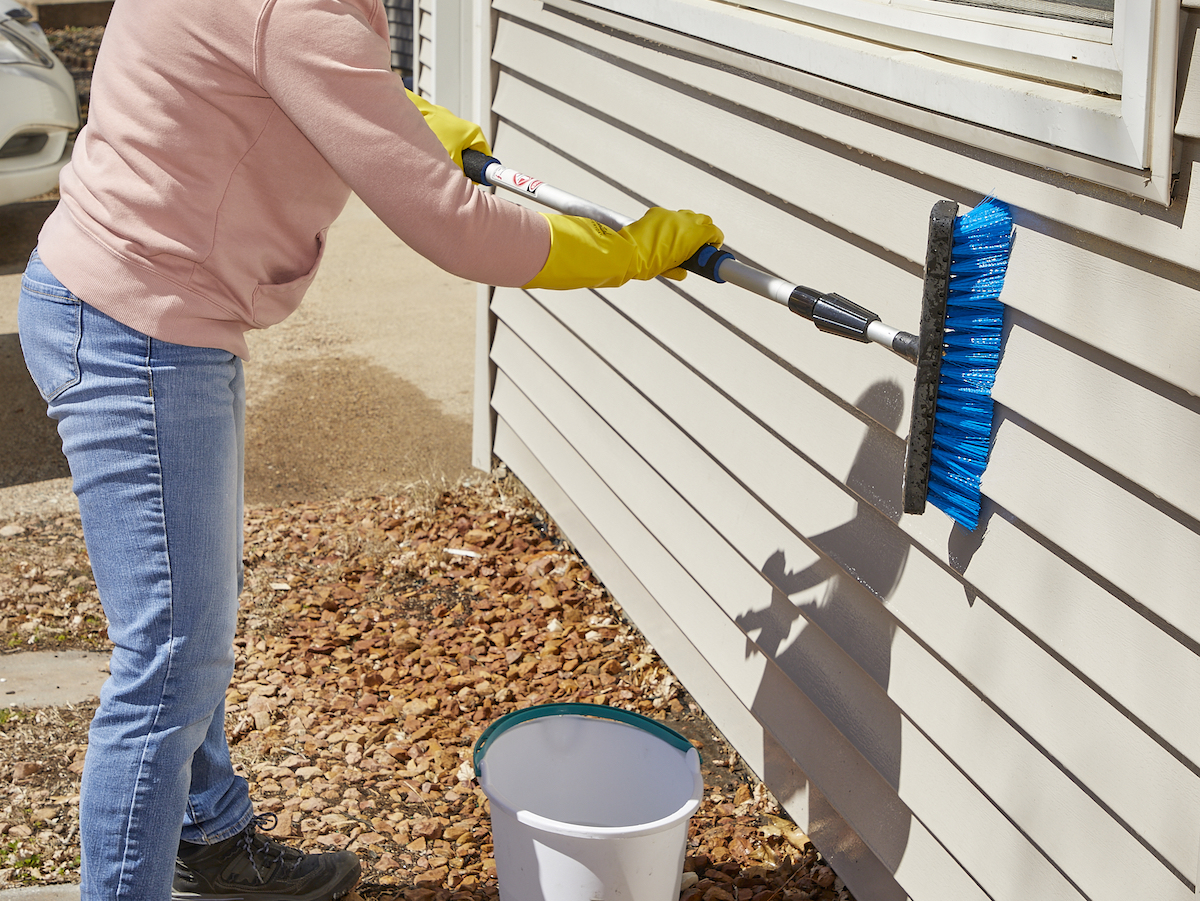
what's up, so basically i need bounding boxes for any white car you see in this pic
[0,4,79,206]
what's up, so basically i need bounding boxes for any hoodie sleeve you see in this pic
[253,0,549,287]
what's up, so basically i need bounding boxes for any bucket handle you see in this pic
[472,703,698,772]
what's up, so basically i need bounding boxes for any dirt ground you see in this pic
[238,193,481,508]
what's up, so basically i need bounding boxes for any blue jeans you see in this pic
[19,251,254,900]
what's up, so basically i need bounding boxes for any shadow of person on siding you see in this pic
[735,380,911,900]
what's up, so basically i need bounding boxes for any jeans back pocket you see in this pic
[18,254,84,402]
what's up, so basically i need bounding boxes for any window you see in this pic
[935,0,1113,28]
[567,0,1178,202]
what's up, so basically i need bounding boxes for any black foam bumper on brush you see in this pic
[902,199,957,516]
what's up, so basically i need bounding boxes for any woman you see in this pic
[18,0,722,898]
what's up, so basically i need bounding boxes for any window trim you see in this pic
[560,0,1178,203]
[737,0,1122,94]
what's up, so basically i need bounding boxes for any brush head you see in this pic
[903,200,957,518]
[904,197,1014,530]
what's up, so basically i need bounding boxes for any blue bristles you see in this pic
[925,197,1014,530]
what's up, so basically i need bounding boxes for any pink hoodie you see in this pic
[38,0,549,358]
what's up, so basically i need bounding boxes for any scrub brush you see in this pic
[462,150,1014,531]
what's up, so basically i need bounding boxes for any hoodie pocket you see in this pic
[250,229,328,328]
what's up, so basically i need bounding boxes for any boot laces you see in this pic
[237,813,300,883]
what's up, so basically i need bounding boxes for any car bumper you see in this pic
[0,60,80,206]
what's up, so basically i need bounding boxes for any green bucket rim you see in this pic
[471,703,697,772]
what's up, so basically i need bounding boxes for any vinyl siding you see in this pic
[413,0,433,96]
[382,0,413,74]
[470,1,1200,900]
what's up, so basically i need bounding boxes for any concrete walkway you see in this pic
[0,650,107,707]
[0,887,77,901]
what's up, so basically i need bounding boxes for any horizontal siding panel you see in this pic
[571,281,1200,854]
[495,0,1199,266]
[490,423,912,901]
[490,20,951,331]
[491,22,936,270]
[491,10,1200,402]
[486,94,934,433]
[995,237,1200,404]
[491,287,1199,897]
[992,319,1200,524]
[488,128,1200,780]
[489,347,998,901]
[681,261,1200,562]
[985,418,1200,646]
[945,504,1200,768]
[494,284,1200,891]
[587,279,1200,878]
[594,273,1200,777]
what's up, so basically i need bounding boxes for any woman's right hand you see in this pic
[523,208,724,291]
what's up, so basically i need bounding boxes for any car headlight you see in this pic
[0,19,56,68]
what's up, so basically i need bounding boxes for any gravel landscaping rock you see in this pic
[1,475,855,901]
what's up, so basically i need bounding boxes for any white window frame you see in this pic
[566,0,1179,203]
[744,0,1123,95]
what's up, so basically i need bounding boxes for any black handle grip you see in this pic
[681,244,735,283]
[462,148,498,186]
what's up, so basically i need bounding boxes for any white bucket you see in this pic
[473,703,703,901]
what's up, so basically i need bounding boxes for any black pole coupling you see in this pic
[787,286,880,343]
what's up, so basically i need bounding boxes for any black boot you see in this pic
[173,813,361,901]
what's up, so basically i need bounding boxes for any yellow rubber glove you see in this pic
[406,88,490,169]
[524,208,724,290]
